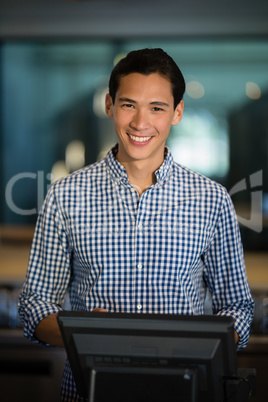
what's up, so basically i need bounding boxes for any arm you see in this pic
[18,184,71,345]
[34,313,64,347]
[203,190,254,350]
[34,308,108,347]
[19,179,109,346]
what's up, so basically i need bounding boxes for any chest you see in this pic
[64,183,215,270]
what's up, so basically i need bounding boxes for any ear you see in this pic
[171,100,184,126]
[105,93,114,119]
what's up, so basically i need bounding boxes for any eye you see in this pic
[152,107,164,112]
[122,103,134,109]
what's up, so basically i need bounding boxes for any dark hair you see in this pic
[109,48,185,109]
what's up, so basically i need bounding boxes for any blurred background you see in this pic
[0,1,268,401]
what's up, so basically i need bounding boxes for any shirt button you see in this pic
[137,263,142,270]
[138,223,143,229]
[137,304,142,310]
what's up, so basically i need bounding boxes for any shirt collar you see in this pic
[105,144,129,183]
[105,144,174,185]
[155,147,174,184]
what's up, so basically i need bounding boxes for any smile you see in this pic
[128,134,152,142]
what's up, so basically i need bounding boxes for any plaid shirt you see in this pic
[19,145,254,401]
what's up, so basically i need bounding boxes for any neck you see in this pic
[116,153,164,195]
[127,163,157,195]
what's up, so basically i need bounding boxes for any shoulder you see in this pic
[170,163,238,232]
[44,159,108,208]
[51,159,107,191]
[172,163,233,217]
[172,161,227,193]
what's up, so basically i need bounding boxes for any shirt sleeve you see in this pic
[203,189,254,350]
[18,184,71,344]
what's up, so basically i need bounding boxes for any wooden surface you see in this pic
[245,253,268,289]
[0,225,34,284]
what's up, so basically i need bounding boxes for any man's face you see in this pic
[105,73,184,166]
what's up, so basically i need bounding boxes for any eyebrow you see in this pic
[150,101,170,108]
[118,97,136,103]
[118,97,170,108]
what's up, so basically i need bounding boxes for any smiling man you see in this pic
[105,72,183,194]
[19,48,254,402]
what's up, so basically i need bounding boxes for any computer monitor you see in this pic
[57,312,237,402]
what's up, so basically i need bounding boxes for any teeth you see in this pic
[128,134,152,142]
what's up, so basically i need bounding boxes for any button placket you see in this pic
[134,193,147,313]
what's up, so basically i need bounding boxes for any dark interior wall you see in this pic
[1,0,268,39]
[0,47,3,223]
[0,1,267,241]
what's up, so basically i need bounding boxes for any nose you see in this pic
[129,109,150,131]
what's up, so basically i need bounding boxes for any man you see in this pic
[19,48,254,401]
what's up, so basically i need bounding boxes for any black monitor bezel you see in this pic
[57,312,237,401]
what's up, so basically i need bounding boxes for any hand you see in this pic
[35,309,108,347]
[234,330,240,344]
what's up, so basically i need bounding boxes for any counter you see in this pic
[0,328,67,402]
[237,335,268,402]
[0,226,268,401]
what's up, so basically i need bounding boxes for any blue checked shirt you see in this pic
[19,145,254,401]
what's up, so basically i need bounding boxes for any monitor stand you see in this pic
[224,368,256,402]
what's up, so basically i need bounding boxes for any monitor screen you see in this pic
[57,312,237,402]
